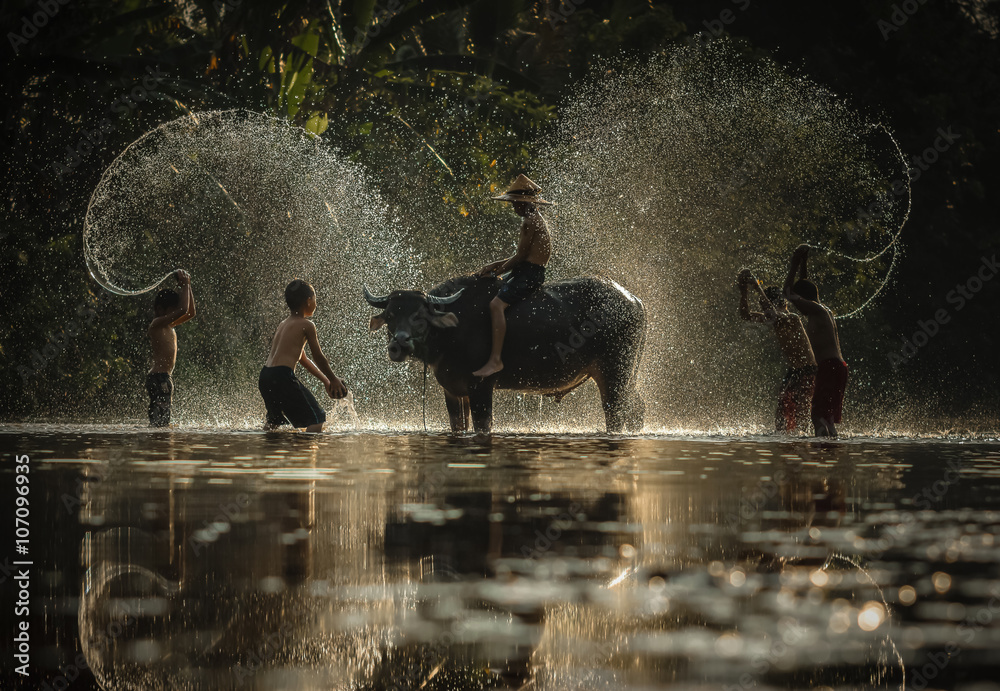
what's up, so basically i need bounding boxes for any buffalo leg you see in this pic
[468,387,494,435]
[591,369,622,434]
[463,397,472,431]
[444,392,468,433]
[593,363,642,434]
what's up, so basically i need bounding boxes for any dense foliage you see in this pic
[2,0,997,423]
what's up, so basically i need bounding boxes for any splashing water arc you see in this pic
[83,109,411,297]
[83,110,419,426]
[535,44,909,430]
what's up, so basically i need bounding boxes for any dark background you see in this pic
[2,0,998,423]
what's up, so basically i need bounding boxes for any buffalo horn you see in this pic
[363,285,391,308]
[426,288,465,305]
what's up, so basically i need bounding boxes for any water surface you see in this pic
[2,427,999,690]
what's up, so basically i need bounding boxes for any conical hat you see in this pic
[491,174,554,205]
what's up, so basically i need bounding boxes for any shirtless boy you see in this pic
[147,269,196,427]
[738,269,817,433]
[472,174,553,378]
[259,279,348,432]
[783,245,848,437]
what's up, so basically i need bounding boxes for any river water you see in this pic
[2,426,999,690]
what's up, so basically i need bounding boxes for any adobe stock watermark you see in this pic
[877,0,929,40]
[724,469,788,531]
[187,494,252,556]
[60,444,126,515]
[905,587,1000,690]
[383,309,434,362]
[847,125,960,242]
[232,622,296,686]
[700,0,752,42]
[520,503,581,559]
[868,458,963,556]
[545,0,586,28]
[714,136,781,201]
[7,0,72,55]
[47,65,168,180]
[555,309,608,362]
[38,598,143,691]
[888,254,997,370]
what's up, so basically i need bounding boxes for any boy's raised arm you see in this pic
[737,269,768,323]
[170,283,196,327]
[149,280,190,333]
[304,321,347,398]
[785,291,826,315]
[783,245,808,295]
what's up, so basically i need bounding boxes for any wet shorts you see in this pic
[146,372,173,427]
[812,359,849,424]
[779,365,817,433]
[497,261,546,306]
[258,366,326,429]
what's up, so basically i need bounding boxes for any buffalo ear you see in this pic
[369,314,387,331]
[429,312,459,328]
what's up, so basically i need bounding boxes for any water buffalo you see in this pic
[364,274,645,435]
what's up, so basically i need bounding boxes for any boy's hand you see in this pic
[737,268,753,287]
[326,376,348,399]
[478,261,502,277]
[175,269,191,286]
[793,245,809,259]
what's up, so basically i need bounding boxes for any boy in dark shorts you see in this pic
[147,269,196,427]
[259,279,347,432]
[738,269,817,433]
[783,245,848,437]
[472,174,553,378]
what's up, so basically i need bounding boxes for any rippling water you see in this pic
[2,427,999,690]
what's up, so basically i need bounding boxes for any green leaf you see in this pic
[291,30,320,57]
[305,112,329,136]
[284,58,314,118]
[258,46,273,72]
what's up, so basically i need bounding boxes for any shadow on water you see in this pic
[4,428,1000,690]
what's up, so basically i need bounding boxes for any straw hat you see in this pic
[491,174,554,205]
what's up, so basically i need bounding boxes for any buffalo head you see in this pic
[364,285,464,361]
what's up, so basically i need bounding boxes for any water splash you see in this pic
[83,109,419,425]
[82,44,910,432]
[535,42,909,430]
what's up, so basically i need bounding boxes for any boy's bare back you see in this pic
[783,246,843,362]
[799,304,843,362]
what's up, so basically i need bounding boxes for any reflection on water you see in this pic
[2,428,1000,690]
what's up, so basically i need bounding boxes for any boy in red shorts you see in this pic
[738,269,817,433]
[783,245,848,437]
